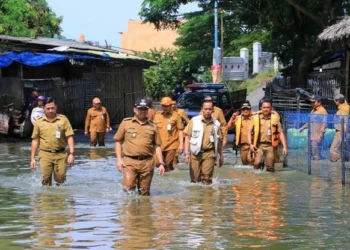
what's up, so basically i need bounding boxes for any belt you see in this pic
[260,142,272,145]
[239,143,250,146]
[40,148,65,153]
[124,155,152,160]
[200,148,214,153]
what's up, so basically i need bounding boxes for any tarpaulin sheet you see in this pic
[0,52,98,68]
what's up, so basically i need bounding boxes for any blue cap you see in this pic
[311,95,322,101]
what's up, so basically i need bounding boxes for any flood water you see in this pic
[1,140,350,249]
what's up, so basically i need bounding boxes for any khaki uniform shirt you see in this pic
[148,108,156,121]
[237,116,253,145]
[175,108,189,125]
[334,103,350,131]
[154,110,184,151]
[31,114,74,151]
[310,105,327,141]
[184,117,223,151]
[85,106,110,132]
[114,117,161,156]
[258,114,282,143]
[200,106,227,142]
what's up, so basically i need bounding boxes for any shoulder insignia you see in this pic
[123,117,132,121]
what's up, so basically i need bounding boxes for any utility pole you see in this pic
[214,0,219,66]
[220,10,224,75]
[212,0,221,83]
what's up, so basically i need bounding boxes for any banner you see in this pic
[211,65,222,83]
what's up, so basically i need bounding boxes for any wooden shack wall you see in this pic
[22,65,145,129]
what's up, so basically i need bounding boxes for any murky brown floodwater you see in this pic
[1,141,350,249]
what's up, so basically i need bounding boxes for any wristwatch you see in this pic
[184,152,190,156]
[69,152,75,156]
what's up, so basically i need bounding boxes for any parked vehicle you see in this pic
[177,83,247,121]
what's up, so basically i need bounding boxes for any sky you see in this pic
[46,0,199,49]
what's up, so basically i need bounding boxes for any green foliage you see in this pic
[227,67,278,94]
[140,0,350,87]
[0,0,62,37]
[141,48,181,99]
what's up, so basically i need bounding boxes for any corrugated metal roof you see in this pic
[0,35,157,67]
[0,35,113,52]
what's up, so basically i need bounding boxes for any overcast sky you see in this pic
[46,0,199,49]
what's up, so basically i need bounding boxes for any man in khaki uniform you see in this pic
[146,97,156,121]
[84,97,110,147]
[30,97,75,186]
[330,94,350,162]
[171,99,189,164]
[248,99,288,172]
[184,100,224,184]
[200,96,228,146]
[299,95,328,160]
[114,98,165,196]
[154,97,184,171]
[227,102,253,165]
[171,99,189,126]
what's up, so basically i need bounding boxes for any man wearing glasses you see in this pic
[227,101,254,165]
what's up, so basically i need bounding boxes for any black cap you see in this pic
[134,98,149,108]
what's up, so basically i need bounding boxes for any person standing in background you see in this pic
[84,98,110,147]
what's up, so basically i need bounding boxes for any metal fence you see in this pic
[282,112,350,185]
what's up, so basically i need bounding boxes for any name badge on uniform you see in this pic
[268,128,271,136]
[167,123,171,131]
[210,135,214,143]
[132,133,136,138]
[56,124,61,138]
[101,115,104,120]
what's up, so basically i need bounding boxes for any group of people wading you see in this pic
[29,94,289,196]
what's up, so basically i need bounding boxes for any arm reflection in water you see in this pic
[29,192,76,249]
[230,171,286,244]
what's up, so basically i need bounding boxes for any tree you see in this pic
[0,0,62,38]
[140,0,350,87]
[142,48,182,99]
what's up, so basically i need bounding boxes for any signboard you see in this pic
[222,57,247,81]
[261,52,273,70]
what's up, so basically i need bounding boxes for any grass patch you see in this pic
[226,67,279,94]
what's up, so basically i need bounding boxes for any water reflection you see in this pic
[114,199,156,249]
[2,142,350,249]
[230,171,286,246]
[29,191,76,249]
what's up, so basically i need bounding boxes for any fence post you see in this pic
[283,114,288,168]
[308,115,312,175]
[341,116,345,185]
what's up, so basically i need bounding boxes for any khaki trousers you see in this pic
[39,151,68,186]
[90,131,106,146]
[239,145,253,165]
[330,131,341,162]
[254,144,275,171]
[123,157,155,196]
[190,150,216,185]
[155,149,177,172]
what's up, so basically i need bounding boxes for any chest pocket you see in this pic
[192,130,200,138]
[125,128,137,140]
[143,129,155,144]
